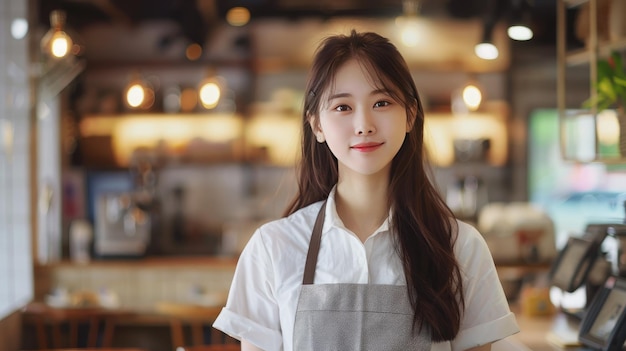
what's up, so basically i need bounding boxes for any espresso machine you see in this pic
[94,192,150,258]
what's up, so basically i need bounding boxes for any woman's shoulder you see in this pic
[252,200,325,247]
[452,219,492,261]
[260,201,324,232]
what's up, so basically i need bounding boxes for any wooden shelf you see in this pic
[566,37,626,66]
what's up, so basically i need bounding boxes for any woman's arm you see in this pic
[466,344,491,351]
[241,339,264,351]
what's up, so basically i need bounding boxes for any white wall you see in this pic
[0,0,34,320]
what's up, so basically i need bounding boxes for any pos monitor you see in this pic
[549,236,601,293]
[579,276,626,351]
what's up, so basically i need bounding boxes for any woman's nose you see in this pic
[355,110,376,135]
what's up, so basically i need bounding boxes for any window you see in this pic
[0,0,33,320]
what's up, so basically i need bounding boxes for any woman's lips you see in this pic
[351,142,384,152]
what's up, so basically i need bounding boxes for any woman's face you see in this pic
[312,59,412,179]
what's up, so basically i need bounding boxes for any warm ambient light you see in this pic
[507,0,534,41]
[199,82,221,109]
[395,0,423,47]
[1,119,14,157]
[462,84,482,111]
[226,7,251,27]
[79,114,244,166]
[40,10,73,59]
[396,17,423,47]
[424,111,507,167]
[474,42,499,60]
[597,110,620,146]
[126,84,145,108]
[125,74,154,110]
[507,25,533,41]
[186,43,203,61]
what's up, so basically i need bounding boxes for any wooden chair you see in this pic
[37,349,147,351]
[175,345,240,351]
[155,302,238,350]
[21,302,135,350]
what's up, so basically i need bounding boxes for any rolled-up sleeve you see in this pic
[213,229,283,350]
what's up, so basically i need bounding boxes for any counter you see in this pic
[31,258,576,350]
[21,300,585,351]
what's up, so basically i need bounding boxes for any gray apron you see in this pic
[293,201,432,350]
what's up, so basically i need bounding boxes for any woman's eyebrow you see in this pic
[327,92,351,101]
[327,89,391,102]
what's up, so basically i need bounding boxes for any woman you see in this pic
[213,30,519,350]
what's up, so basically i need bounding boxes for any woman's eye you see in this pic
[374,101,391,108]
[334,104,351,112]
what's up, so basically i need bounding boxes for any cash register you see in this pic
[548,224,626,350]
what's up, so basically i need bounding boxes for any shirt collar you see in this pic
[324,185,392,240]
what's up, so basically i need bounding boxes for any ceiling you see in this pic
[36,0,566,42]
[34,0,583,72]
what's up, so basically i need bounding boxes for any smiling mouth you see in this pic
[351,142,384,152]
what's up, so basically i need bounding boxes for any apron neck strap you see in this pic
[302,201,327,285]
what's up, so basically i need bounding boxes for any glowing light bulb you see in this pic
[199,82,221,109]
[50,31,72,58]
[474,43,499,60]
[126,84,145,108]
[507,25,533,41]
[462,85,482,111]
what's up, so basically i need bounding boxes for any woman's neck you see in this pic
[335,173,390,243]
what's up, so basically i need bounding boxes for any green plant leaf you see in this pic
[584,51,626,110]
[598,60,614,80]
[598,78,617,101]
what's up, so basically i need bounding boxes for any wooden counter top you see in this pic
[34,256,238,269]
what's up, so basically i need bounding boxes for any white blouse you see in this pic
[213,188,519,350]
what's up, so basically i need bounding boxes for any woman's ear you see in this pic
[307,112,325,143]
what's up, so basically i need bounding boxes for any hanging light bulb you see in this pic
[508,24,533,41]
[198,70,225,110]
[40,10,73,59]
[475,21,499,60]
[395,0,424,47]
[507,0,534,41]
[462,84,482,111]
[451,77,484,115]
[199,81,221,109]
[125,73,154,110]
[126,83,145,108]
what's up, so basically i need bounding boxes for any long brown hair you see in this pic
[284,30,463,341]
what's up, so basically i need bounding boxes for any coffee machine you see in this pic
[94,192,150,258]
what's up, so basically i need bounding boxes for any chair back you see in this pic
[155,302,238,349]
[21,302,134,350]
[176,346,240,351]
[38,349,148,351]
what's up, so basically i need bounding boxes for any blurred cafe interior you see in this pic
[1,0,626,350]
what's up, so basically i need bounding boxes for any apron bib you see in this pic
[293,201,431,350]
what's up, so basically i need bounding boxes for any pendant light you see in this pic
[40,10,73,59]
[198,69,225,110]
[507,0,534,41]
[475,20,499,60]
